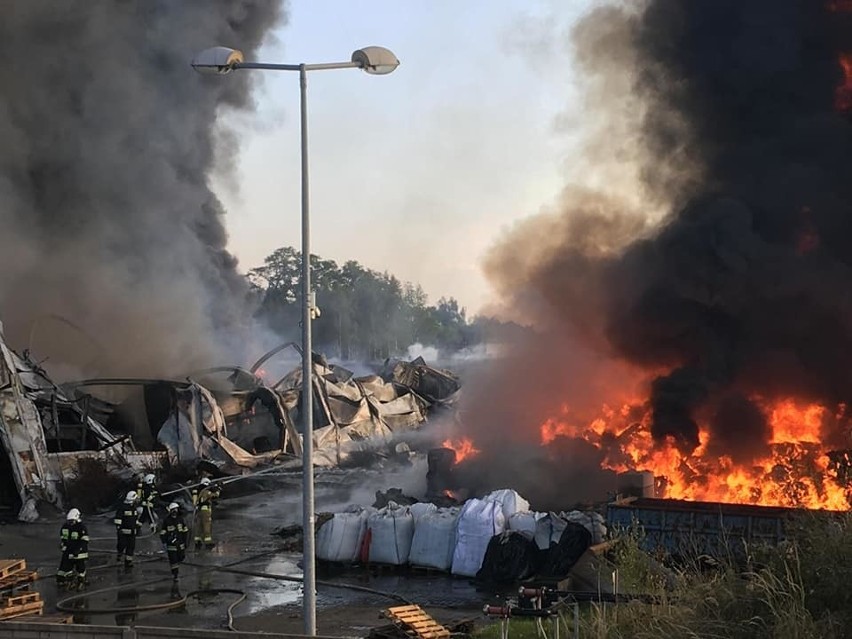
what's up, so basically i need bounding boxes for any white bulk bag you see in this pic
[534,512,568,550]
[508,511,539,540]
[484,489,530,521]
[367,502,415,565]
[451,499,506,577]
[316,506,372,563]
[409,507,460,571]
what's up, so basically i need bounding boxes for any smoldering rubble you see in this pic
[0,321,460,521]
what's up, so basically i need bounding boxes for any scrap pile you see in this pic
[0,559,44,621]
[315,489,606,583]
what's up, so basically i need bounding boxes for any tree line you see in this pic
[248,247,509,360]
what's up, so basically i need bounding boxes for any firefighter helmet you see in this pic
[66,508,81,522]
[167,502,180,512]
[144,473,156,485]
[200,477,211,487]
[125,490,138,503]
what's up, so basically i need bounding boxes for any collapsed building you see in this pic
[0,324,460,521]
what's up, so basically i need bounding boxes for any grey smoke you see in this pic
[0,1,286,377]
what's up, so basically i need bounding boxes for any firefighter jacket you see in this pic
[159,513,188,551]
[60,520,89,559]
[137,482,159,508]
[114,503,142,536]
[192,485,221,511]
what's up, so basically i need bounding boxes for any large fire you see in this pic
[829,0,852,112]
[837,53,852,112]
[537,397,851,510]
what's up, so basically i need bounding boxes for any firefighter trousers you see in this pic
[167,547,185,577]
[116,533,136,564]
[57,552,86,585]
[194,509,213,545]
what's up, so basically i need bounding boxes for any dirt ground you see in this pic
[0,462,490,637]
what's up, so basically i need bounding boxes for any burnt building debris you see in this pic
[380,357,461,408]
[0,323,143,521]
[0,325,461,521]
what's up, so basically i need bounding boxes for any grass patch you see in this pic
[473,513,852,639]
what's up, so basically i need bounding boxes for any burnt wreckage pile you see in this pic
[0,324,460,521]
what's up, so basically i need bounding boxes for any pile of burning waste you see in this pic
[444,0,852,515]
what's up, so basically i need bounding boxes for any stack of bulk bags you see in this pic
[451,499,506,577]
[317,506,374,563]
[409,507,460,571]
[367,502,415,565]
[484,489,530,521]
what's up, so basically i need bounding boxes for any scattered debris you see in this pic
[0,319,463,521]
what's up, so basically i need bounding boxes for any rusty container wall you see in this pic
[606,498,796,558]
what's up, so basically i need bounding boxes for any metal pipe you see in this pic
[299,62,317,637]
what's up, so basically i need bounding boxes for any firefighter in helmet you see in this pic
[115,490,142,570]
[192,477,221,549]
[137,473,159,532]
[58,508,89,590]
[160,502,188,579]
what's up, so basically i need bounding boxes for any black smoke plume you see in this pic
[0,1,285,377]
[464,0,852,506]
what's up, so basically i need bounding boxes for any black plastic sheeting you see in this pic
[539,522,592,578]
[476,531,541,584]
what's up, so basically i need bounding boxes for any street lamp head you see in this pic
[191,46,244,74]
[351,46,400,75]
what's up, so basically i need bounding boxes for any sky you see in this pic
[216,0,596,315]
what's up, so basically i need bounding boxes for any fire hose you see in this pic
[55,546,413,631]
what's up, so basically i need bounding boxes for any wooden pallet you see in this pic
[13,613,72,625]
[0,593,40,608]
[0,570,38,593]
[385,605,451,639]
[0,600,44,620]
[0,560,26,581]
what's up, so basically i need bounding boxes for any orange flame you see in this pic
[828,0,852,11]
[837,53,852,112]
[442,437,480,464]
[536,398,851,510]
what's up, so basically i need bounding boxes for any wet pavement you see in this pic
[0,461,487,636]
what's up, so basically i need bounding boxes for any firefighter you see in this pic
[137,473,159,532]
[192,477,221,549]
[160,502,188,579]
[57,508,89,590]
[115,490,142,570]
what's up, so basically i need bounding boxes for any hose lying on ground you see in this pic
[55,547,412,630]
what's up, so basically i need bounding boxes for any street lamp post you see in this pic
[192,45,399,636]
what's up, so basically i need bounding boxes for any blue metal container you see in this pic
[606,498,795,557]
